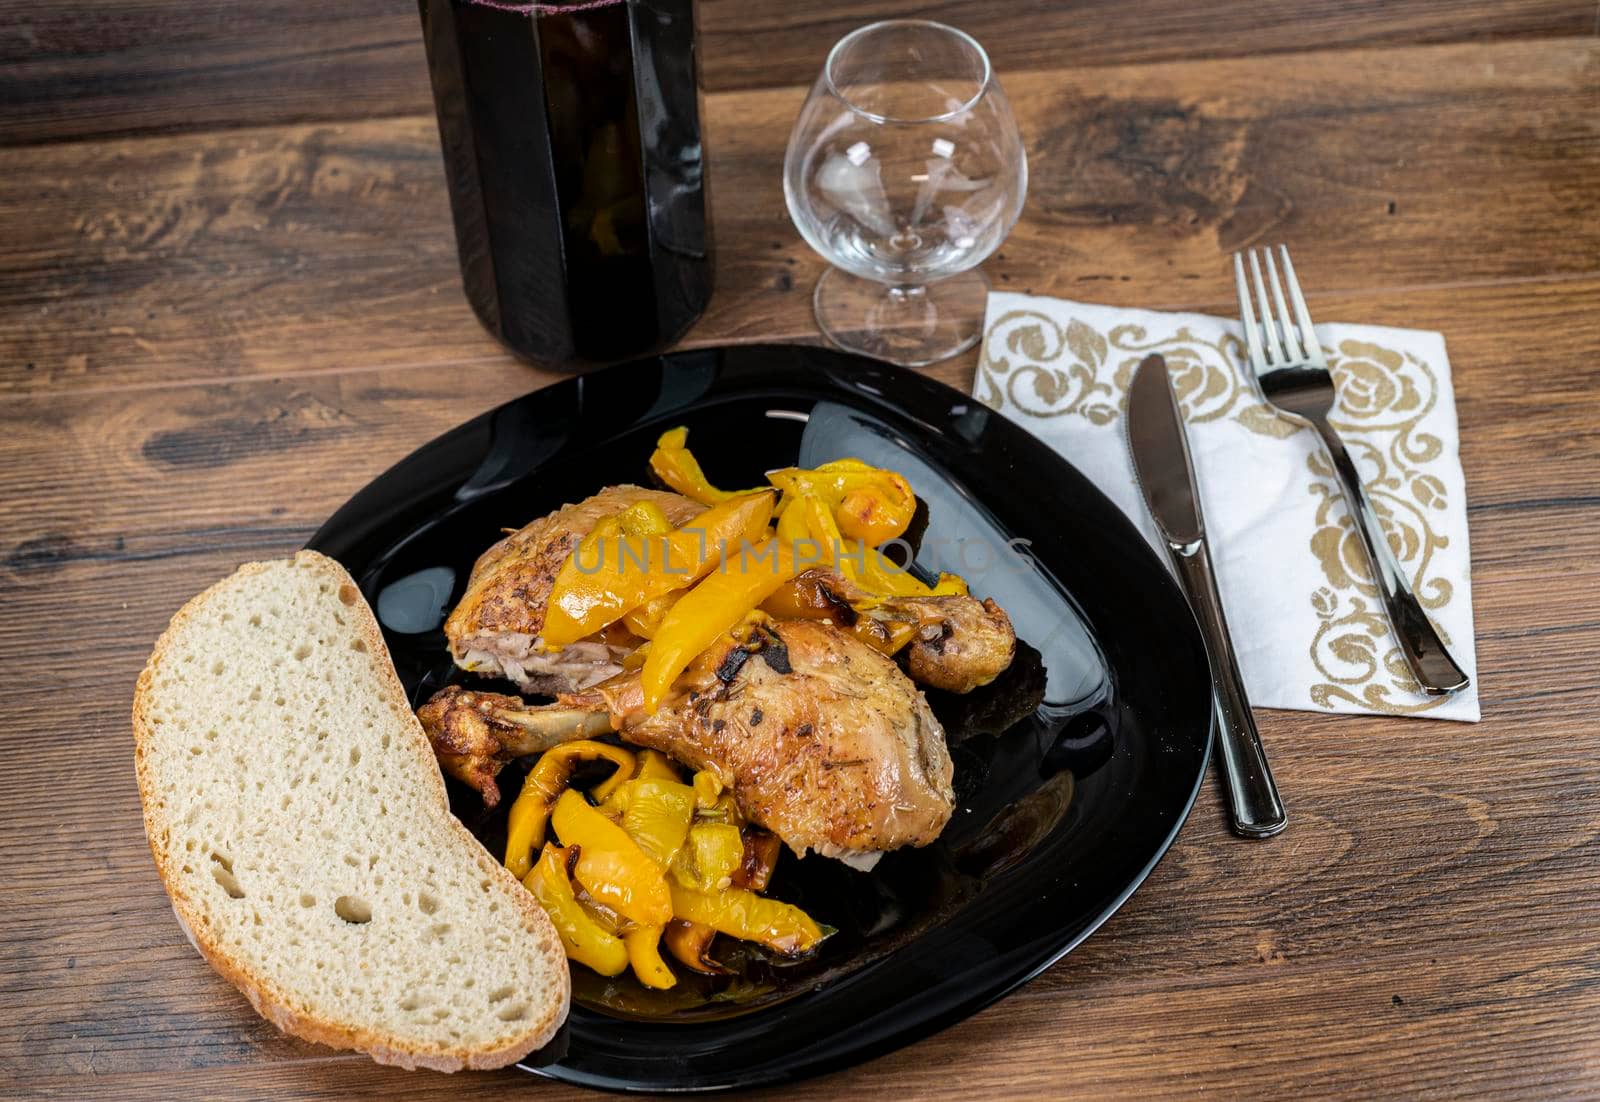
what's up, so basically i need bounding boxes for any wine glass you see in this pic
[783,20,1027,367]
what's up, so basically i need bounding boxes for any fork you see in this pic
[1232,245,1470,696]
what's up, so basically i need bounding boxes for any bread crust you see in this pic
[132,551,570,1072]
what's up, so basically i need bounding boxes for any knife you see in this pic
[1127,353,1287,838]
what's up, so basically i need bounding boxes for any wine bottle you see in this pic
[419,0,712,366]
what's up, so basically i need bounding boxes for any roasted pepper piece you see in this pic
[798,494,853,578]
[852,540,934,597]
[615,501,674,538]
[623,925,677,989]
[524,844,629,977]
[640,539,799,713]
[649,427,762,506]
[620,591,678,640]
[774,492,812,549]
[668,882,827,956]
[766,460,915,547]
[691,769,724,811]
[786,496,965,604]
[504,741,636,879]
[551,789,673,927]
[543,491,776,647]
[734,830,783,892]
[760,573,921,656]
[635,749,683,783]
[620,641,651,671]
[663,919,726,975]
[672,821,746,892]
[619,778,697,868]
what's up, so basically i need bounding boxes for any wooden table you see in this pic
[3,2,1598,1097]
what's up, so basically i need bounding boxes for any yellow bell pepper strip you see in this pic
[759,573,921,656]
[668,882,827,956]
[798,494,852,578]
[635,749,683,783]
[783,490,970,602]
[572,881,625,933]
[649,427,763,506]
[540,502,674,648]
[620,641,651,671]
[620,591,678,639]
[640,539,799,712]
[928,572,969,596]
[619,778,697,868]
[588,754,637,804]
[852,539,934,597]
[671,821,746,892]
[849,542,970,599]
[774,493,812,549]
[787,495,965,604]
[615,500,674,538]
[766,460,915,547]
[524,844,629,977]
[663,919,726,975]
[551,789,673,927]
[543,490,776,647]
[691,769,723,811]
[623,925,677,989]
[504,741,637,879]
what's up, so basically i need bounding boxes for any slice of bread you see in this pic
[133,550,569,1071]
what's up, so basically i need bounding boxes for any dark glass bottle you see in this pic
[418,0,711,366]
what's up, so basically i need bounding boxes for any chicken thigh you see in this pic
[418,620,955,866]
[445,485,701,694]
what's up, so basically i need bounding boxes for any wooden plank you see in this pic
[2,38,1597,397]
[4,14,1600,1100]
[1,267,1599,1089]
[3,664,1598,1089]
[2,275,1595,558]
[0,0,433,147]
[15,915,1600,1100]
[1,0,1592,144]
[697,0,1599,97]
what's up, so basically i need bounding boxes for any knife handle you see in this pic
[1171,541,1287,839]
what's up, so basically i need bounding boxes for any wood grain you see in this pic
[4,6,1600,1100]
[3,275,1599,1094]
[2,39,1596,397]
[1,0,1592,144]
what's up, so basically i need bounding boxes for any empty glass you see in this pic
[783,21,1027,367]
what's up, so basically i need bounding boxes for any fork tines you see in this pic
[1231,245,1325,370]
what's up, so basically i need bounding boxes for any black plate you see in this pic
[307,343,1212,1092]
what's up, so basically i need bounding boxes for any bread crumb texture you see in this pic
[133,552,568,1071]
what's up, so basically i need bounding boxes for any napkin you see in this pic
[975,292,1480,722]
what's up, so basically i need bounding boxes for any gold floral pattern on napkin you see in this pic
[1305,341,1456,715]
[978,308,1465,717]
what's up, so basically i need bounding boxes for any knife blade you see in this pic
[1127,353,1286,838]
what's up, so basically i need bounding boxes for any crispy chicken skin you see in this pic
[584,621,956,863]
[893,595,1016,694]
[786,568,1017,693]
[416,686,611,808]
[445,486,702,694]
[418,621,956,865]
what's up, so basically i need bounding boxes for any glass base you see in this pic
[812,267,990,368]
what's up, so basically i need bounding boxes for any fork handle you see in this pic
[1311,420,1470,696]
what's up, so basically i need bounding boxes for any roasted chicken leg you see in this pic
[418,620,956,866]
[445,485,702,694]
[778,568,1017,693]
